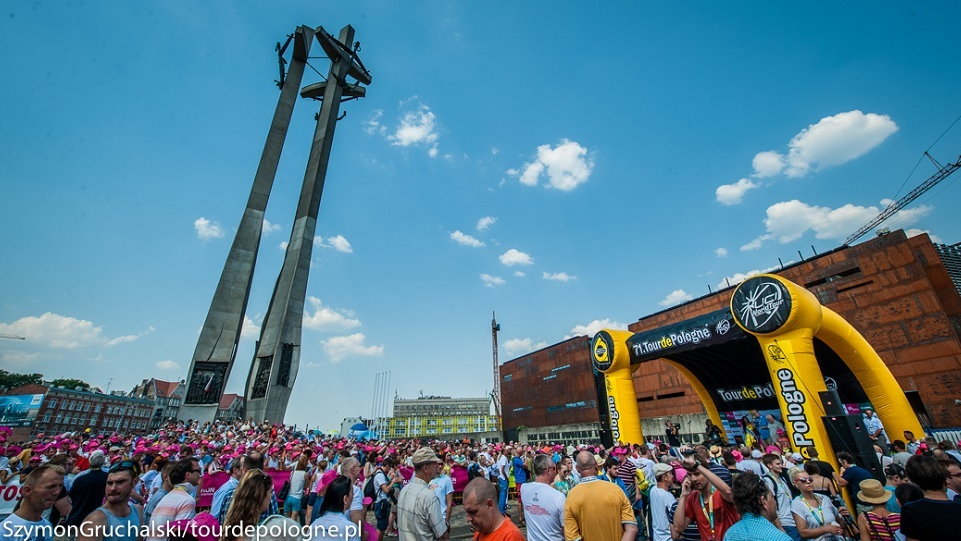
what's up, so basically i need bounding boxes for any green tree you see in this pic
[0,369,43,390]
[49,378,91,390]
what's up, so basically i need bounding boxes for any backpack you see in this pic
[634,468,651,495]
[363,468,384,501]
[763,473,781,498]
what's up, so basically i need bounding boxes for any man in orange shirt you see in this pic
[463,477,525,541]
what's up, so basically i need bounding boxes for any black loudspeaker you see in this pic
[822,415,884,482]
[819,389,846,416]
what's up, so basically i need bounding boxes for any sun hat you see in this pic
[412,447,442,466]
[751,449,763,459]
[857,479,892,505]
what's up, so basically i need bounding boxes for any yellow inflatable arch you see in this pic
[591,274,924,462]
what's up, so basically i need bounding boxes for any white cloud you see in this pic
[566,318,627,338]
[503,337,548,357]
[194,217,224,240]
[476,216,497,231]
[241,315,260,338]
[279,241,288,250]
[715,178,759,205]
[303,297,361,331]
[542,271,576,282]
[513,139,594,191]
[0,351,40,364]
[322,333,384,362]
[752,151,785,178]
[740,235,770,252]
[480,274,506,287]
[761,199,931,245]
[717,269,763,289]
[513,271,526,277]
[363,109,386,136]
[314,235,353,253]
[155,360,180,371]
[262,219,281,234]
[499,249,534,266]
[490,147,499,155]
[783,110,898,177]
[658,289,694,307]
[450,230,485,247]
[105,334,139,346]
[715,248,728,258]
[388,105,439,157]
[0,313,138,349]
[905,228,942,243]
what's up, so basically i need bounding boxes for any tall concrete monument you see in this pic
[245,26,371,423]
[181,25,371,425]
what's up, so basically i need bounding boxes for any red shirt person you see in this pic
[672,456,739,541]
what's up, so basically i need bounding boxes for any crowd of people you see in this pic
[0,413,958,541]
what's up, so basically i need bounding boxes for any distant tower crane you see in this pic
[844,152,961,246]
[491,312,501,418]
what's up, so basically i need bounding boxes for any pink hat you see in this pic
[167,513,220,541]
[317,470,338,492]
[765,445,780,454]
[731,450,743,462]
[166,445,180,452]
[7,446,22,455]
[611,447,627,456]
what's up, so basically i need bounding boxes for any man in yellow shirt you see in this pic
[563,450,637,541]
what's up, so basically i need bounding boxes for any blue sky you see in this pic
[2,2,960,431]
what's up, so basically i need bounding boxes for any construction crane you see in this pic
[844,152,961,246]
[490,312,501,418]
[0,333,25,340]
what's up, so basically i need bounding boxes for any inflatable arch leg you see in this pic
[662,359,726,441]
[591,330,644,445]
[731,275,839,471]
[817,307,925,440]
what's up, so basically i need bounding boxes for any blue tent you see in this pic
[350,422,369,431]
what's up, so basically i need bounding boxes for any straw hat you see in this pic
[857,479,892,505]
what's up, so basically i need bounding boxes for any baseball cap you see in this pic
[653,463,673,478]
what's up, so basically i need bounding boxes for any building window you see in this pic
[84,403,90,412]
[94,404,101,413]
[47,399,57,408]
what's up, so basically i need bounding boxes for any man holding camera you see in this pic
[672,455,739,541]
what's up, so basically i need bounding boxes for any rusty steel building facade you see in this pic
[501,231,961,441]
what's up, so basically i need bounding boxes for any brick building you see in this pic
[5,383,154,441]
[129,378,185,429]
[501,231,961,442]
[216,393,245,421]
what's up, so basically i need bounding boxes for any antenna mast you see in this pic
[491,312,501,417]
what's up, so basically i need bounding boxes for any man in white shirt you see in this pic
[0,464,63,541]
[494,450,509,515]
[648,463,676,541]
[862,407,889,453]
[521,455,565,541]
